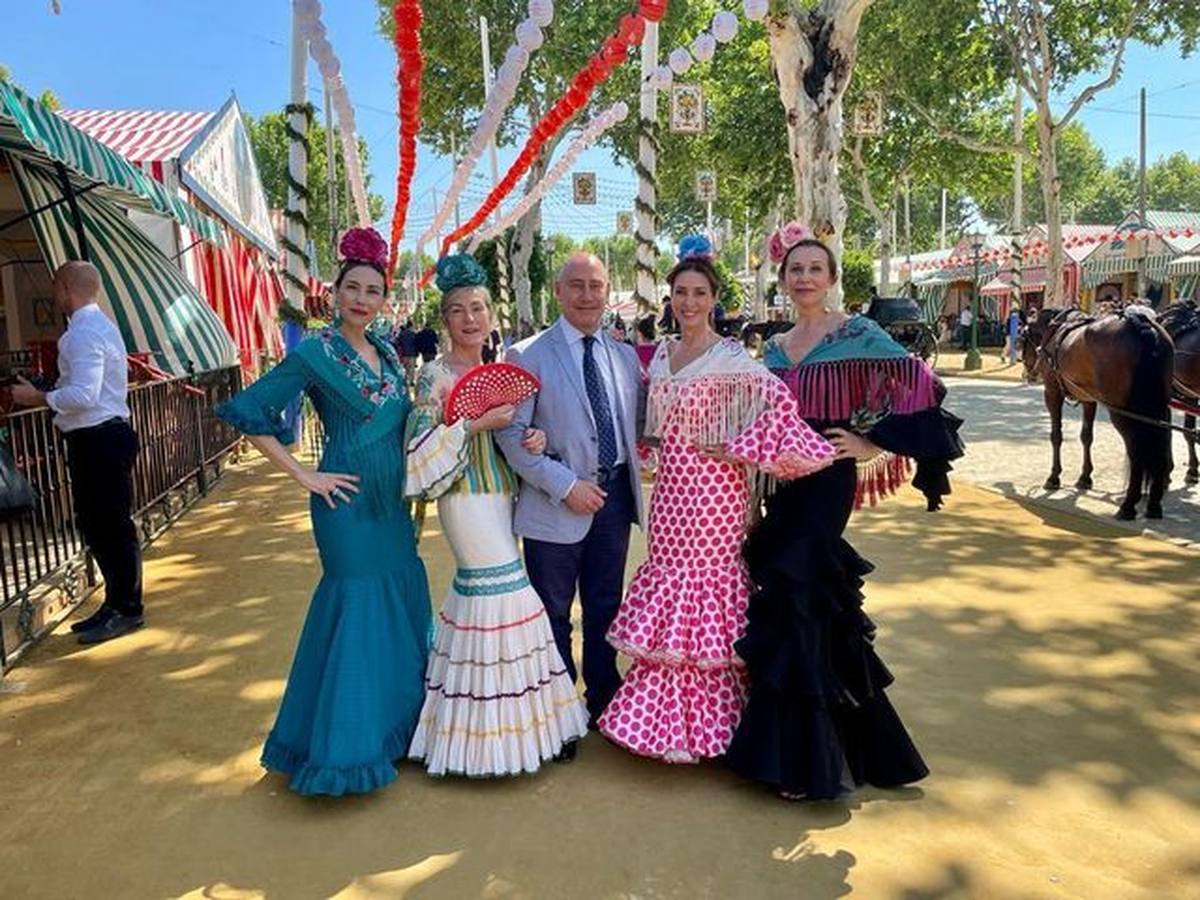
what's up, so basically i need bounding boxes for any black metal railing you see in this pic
[0,365,243,669]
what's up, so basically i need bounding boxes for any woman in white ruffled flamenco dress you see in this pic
[404,253,588,777]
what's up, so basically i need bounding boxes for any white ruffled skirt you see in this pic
[409,492,588,776]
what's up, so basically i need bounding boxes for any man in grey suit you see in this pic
[496,253,644,746]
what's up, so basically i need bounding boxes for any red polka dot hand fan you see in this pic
[444,363,541,425]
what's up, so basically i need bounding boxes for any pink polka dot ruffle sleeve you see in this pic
[724,377,835,480]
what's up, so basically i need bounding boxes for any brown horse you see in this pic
[1020,308,1174,519]
[1160,300,1200,485]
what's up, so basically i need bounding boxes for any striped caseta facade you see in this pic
[8,153,236,375]
[0,79,264,375]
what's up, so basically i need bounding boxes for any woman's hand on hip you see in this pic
[824,428,881,462]
[298,470,361,509]
[693,441,736,464]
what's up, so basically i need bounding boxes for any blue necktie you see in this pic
[582,335,618,470]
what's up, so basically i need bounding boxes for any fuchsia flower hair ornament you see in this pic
[767,221,818,265]
[338,227,389,272]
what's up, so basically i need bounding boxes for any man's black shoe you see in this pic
[70,605,116,633]
[77,612,144,645]
[552,741,578,763]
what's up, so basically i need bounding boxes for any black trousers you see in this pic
[524,465,635,726]
[65,419,142,617]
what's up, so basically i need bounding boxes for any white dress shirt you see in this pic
[46,303,131,433]
[558,317,627,465]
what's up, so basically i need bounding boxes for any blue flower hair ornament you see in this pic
[677,234,715,262]
[435,253,489,294]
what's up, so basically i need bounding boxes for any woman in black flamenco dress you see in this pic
[726,230,964,800]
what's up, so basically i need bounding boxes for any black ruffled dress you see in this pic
[726,317,964,798]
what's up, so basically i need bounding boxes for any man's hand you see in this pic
[11,377,46,408]
[564,479,606,515]
[520,427,547,455]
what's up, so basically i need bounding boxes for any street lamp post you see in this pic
[964,232,985,371]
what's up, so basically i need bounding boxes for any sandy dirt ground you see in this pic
[1,455,1197,899]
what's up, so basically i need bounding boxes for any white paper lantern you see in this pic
[691,33,717,63]
[712,11,739,43]
[515,19,543,51]
[743,0,769,21]
[654,64,674,89]
[668,47,693,75]
[528,0,554,28]
[612,101,629,121]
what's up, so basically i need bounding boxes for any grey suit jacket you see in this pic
[495,318,645,544]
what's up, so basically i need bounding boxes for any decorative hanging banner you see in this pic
[904,225,1200,273]
[410,0,558,275]
[295,0,370,226]
[695,169,717,203]
[573,172,598,205]
[617,211,634,234]
[388,0,424,277]
[670,84,704,133]
[468,102,630,251]
[852,91,884,137]
[429,2,661,273]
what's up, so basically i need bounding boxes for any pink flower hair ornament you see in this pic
[767,220,818,265]
[338,227,389,272]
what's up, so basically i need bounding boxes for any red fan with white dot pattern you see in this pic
[444,363,541,425]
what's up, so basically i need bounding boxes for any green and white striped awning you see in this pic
[0,80,223,243]
[1081,253,1175,288]
[10,154,236,375]
[914,282,949,323]
[1168,254,1200,277]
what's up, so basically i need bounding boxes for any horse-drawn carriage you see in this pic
[865,296,939,367]
[736,295,940,364]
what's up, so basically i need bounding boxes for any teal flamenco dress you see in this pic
[216,327,431,796]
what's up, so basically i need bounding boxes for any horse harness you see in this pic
[1037,311,1098,402]
[1038,307,1199,431]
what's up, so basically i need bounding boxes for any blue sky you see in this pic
[3,0,1198,253]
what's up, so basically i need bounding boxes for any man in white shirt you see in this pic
[13,261,143,645]
[958,306,974,349]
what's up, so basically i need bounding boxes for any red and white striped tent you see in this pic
[57,109,212,186]
[61,100,283,373]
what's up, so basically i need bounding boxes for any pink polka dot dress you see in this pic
[599,339,834,763]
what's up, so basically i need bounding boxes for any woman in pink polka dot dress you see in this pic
[598,242,835,763]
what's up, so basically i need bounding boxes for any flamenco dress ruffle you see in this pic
[601,557,751,763]
[599,439,753,764]
[725,460,929,798]
[261,557,431,796]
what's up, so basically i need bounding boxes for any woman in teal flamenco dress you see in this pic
[216,228,430,796]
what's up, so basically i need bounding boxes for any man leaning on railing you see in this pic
[11,261,144,646]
